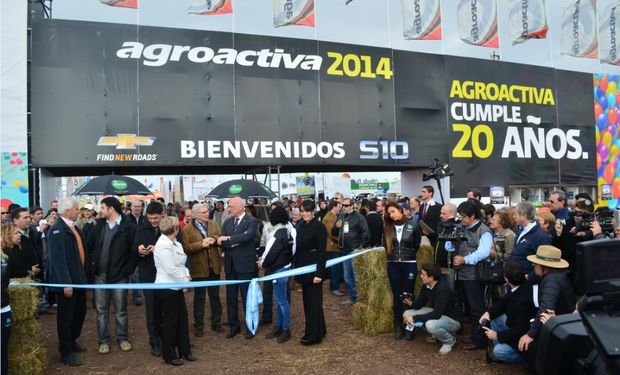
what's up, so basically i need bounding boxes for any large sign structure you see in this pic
[31,19,597,195]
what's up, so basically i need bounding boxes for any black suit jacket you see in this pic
[364,212,383,247]
[126,214,147,228]
[420,201,442,235]
[487,282,537,348]
[220,214,259,274]
[294,218,327,285]
[47,218,88,288]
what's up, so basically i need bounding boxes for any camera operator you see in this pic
[434,203,458,289]
[445,200,493,350]
[479,261,536,364]
[590,207,618,240]
[518,245,576,371]
[551,193,593,279]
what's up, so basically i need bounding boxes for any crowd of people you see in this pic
[1,187,618,373]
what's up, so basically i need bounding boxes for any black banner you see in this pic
[31,20,595,191]
[444,57,596,195]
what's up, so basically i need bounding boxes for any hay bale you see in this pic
[7,278,40,322]
[7,279,47,375]
[415,244,435,296]
[363,305,393,336]
[352,302,367,330]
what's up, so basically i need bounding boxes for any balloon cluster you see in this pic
[594,74,620,208]
[1,152,28,195]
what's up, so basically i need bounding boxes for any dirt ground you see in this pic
[38,285,528,375]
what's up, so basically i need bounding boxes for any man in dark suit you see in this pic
[419,185,442,232]
[47,198,89,366]
[217,197,259,339]
[126,200,146,306]
[479,261,536,364]
[364,200,383,247]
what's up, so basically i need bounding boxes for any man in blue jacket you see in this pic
[510,202,551,283]
[48,198,89,366]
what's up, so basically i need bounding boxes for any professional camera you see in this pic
[480,319,491,329]
[400,292,414,303]
[573,210,616,237]
[437,222,467,242]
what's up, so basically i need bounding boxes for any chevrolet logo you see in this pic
[97,134,156,150]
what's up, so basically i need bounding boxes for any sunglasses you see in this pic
[342,204,352,207]
[1,212,8,215]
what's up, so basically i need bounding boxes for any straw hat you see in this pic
[527,245,569,269]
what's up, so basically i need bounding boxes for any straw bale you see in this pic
[7,279,40,322]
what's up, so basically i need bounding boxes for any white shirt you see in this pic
[61,216,75,227]
[517,220,537,243]
[154,235,190,290]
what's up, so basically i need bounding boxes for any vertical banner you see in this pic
[401,0,442,40]
[273,0,315,27]
[594,74,620,208]
[599,3,620,66]
[457,0,499,48]
[188,0,233,15]
[1,0,28,208]
[560,0,598,59]
[508,0,548,45]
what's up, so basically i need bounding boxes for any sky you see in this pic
[51,0,620,75]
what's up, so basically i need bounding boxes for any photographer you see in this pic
[403,262,462,355]
[590,207,618,240]
[434,203,458,289]
[479,261,536,364]
[551,193,593,277]
[445,200,493,350]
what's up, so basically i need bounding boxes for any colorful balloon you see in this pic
[603,131,613,148]
[18,185,28,194]
[613,178,620,198]
[608,92,617,108]
[598,143,610,161]
[599,95,608,111]
[600,76,609,91]
[607,81,618,96]
[597,153,602,169]
[597,87,605,99]
[597,113,608,130]
[595,103,602,118]
[608,108,617,125]
[604,162,615,182]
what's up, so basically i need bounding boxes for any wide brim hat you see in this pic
[527,245,570,269]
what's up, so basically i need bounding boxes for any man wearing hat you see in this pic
[518,245,576,368]
[76,204,97,241]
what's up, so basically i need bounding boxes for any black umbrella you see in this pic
[72,175,152,196]
[207,179,277,199]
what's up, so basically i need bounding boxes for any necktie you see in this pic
[68,225,85,265]
[233,217,240,231]
[423,204,428,218]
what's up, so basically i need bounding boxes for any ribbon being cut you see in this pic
[10,247,384,335]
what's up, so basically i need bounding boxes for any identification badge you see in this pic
[344,222,349,234]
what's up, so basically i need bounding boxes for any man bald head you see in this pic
[440,203,457,222]
[228,197,245,218]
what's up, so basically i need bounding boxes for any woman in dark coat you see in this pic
[294,200,327,346]
[383,201,421,340]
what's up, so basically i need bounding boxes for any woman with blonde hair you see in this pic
[2,223,41,279]
[154,216,195,366]
[489,208,516,261]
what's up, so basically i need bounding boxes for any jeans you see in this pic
[273,267,291,331]
[2,310,12,375]
[491,314,524,364]
[130,267,142,304]
[457,279,487,347]
[342,257,357,301]
[94,274,129,344]
[325,252,343,292]
[262,270,273,322]
[387,261,417,323]
[403,307,461,344]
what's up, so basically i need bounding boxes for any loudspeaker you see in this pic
[536,314,594,375]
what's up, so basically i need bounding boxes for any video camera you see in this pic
[437,222,468,242]
[537,239,620,375]
[572,210,616,237]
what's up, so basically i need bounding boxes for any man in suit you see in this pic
[126,200,146,306]
[47,198,89,366]
[479,261,536,364]
[419,185,442,232]
[217,197,259,339]
[364,200,383,248]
